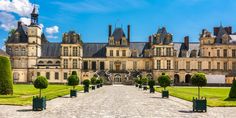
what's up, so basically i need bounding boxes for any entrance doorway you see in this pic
[114,74,121,84]
[174,74,180,84]
[185,74,191,83]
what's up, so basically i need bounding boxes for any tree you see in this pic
[141,77,148,85]
[158,74,171,90]
[34,76,48,98]
[67,75,79,90]
[83,79,90,87]
[0,56,13,95]
[148,79,156,88]
[229,79,236,98]
[90,77,97,85]
[191,73,207,99]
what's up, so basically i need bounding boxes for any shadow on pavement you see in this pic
[17,109,33,112]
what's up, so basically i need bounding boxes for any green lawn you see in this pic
[0,84,83,106]
[155,86,236,107]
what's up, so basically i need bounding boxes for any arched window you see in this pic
[38,61,44,64]
[47,61,53,64]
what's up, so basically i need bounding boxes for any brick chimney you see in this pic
[127,25,130,43]
[184,36,189,50]
[108,25,112,37]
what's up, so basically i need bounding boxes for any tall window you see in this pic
[232,49,236,57]
[55,72,59,80]
[186,61,190,70]
[64,47,68,56]
[208,62,211,70]
[100,62,105,70]
[73,47,78,56]
[64,59,68,69]
[78,47,81,56]
[46,72,50,80]
[73,59,77,69]
[217,50,220,57]
[217,62,220,70]
[133,61,137,70]
[166,48,171,56]
[110,50,113,56]
[110,61,113,70]
[223,49,227,57]
[122,50,126,56]
[208,52,211,57]
[167,60,171,69]
[198,61,202,70]
[224,62,228,71]
[116,50,119,56]
[92,61,96,70]
[83,61,88,70]
[157,60,161,70]
[156,48,161,56]
[175,61,178,70]
[64,73,67,80]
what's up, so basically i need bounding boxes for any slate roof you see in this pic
[62,31,82,44]
[0,49,8,57]
[174,42,200,57]
[83,43,107,58]
[112,28,126,41]
[215,26,228,44]
[41,43,61,58]
[6,23,28,43]
[130,42,150,57]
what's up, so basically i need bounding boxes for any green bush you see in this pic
[134,78,139,84]
[141,77,148,85]
[96,79,101,84]
[158,74,171,90]
[99,77,104,84]
[191,73,207,99]
[34,76,48,98]
[67,75,79,90]
[148,79,156,88]
[83,79,90,87]
[0,56,13,95]
[72,71,77,75]
[90,77,97,85]
[229,80,236,98]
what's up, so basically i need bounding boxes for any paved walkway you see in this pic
[0,85,236,118]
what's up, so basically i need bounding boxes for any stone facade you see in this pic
[5,7,236,84]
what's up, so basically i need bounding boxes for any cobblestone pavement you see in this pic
[0,85,236,118]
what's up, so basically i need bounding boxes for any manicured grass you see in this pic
[0,84,83,106]
[155,86,236,107]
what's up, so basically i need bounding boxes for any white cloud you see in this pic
[46,35,58,39]
[0,0,34,16]
[19,17,31,25]
[46,26,59,34]
[0,12,17,31]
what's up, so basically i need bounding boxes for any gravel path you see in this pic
[0,85,236,118]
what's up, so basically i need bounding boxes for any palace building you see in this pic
[5,6,236,84]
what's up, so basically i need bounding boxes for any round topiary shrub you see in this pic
[229,79,236,98]
[67,75,79,90]
[34,76,48,98]
[72,71,77,75]
[99,77,104,84]
[0,56,13,95]
[141,77,148,85]
[90,77,97,85]
[96,79,101,85]
[148,79,156,88]
[191,73,207,99]
[158,74,171,90]
[83,79,90,87]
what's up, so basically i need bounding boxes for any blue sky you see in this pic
[1,0,236,49]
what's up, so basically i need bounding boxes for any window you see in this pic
[133,61,137,70]
[116,50,119,56]
[166,48,171,56]
[217,50,220,57]
[208,52,211,57]
[224,62,228,71]
[37,72,40,76]
[223,49,227,57]
[100,62,105,70]
[64,59,68,69]
[232,49,236,57]
[83,61,88,70]
[110,50,113,56]
[73,47,78,56]
[186,61,190,70]
[110,61,113,70]
[175,61,178,70]
[167,60,171,69]
[198,61,202,70]
[46,72,50,80]
[145,62,149,70]
[78,47,81,56]
[157,60,161,70]
[217,62,220,70]
[64,47,68,56]
[55,72,59,80]
[64,73,67,80]
[208,62,211,70]
[156,48,161,56]
[92,61,96,70]
[122,50,126,56]
[73,59,77,69]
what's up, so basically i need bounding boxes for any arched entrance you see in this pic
[114,74,121,84]
[185,74,191,83]
[174,74,180,84]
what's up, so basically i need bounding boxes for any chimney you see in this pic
[127,25,130,43]
[108,25,112,37]
[184,36,189,50]
[17,21,22,28]
[214,27,219,36]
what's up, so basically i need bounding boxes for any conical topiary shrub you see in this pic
[229,80,236,98]
[0,56,13,95]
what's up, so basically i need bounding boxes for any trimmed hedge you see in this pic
[0,56,13,95]
[68,75,79,89]
[229,80,236,98]
[90,77,97,85]
[158,74,171,90]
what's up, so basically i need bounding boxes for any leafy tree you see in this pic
[191,73,207,99]
[83,79,90,87]
[96,79,101,85]
[34,76,48,98]
[148,79,156,88]
[90,77,97,85]
[99,77,104,84]
[158,74,171,90]
[0,56,13,95]
[229,79,236,98]
[67,75,79,90]
[141,77,148,85]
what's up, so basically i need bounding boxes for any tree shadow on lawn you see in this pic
[224,97,236,101]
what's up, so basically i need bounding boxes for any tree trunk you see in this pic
[73,86,75,90]
[198,86,200,99]
[39,89,41,98]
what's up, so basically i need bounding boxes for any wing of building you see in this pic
[5,6,236,84]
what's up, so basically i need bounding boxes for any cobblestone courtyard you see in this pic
[0,85,236,118]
